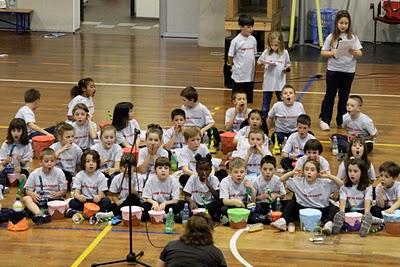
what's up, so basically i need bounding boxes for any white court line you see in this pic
[230,228,253,267]
[0,78,399,98]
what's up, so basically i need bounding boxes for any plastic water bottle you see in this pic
[275,197,282,212]
[12,197,24,212]
[165,208,175,234]
[332,136,339,156]
[8,0,16,9]
[182,203,190,225]
[170,151,178,172]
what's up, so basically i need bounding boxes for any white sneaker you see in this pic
[320,120,330,131]
[270,218,287,231]
[371,216,384,225]
[322,221,333,235]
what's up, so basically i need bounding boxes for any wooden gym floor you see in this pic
[0,27,400,267]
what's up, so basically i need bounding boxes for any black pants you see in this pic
[262,91,282,117]
[140,201,184,222]
[271,131,293,145]
[195,200,222,222]
[332,134,374,153]
[61,170,74,191]
[320,70,355,126]
[232,81,254,103]
[112,194,141,216]
[282,198,338,223]
[68,198,112,212]
[370,205,389,218]
[280,157,296,171]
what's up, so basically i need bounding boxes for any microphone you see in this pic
[134,128,141,135]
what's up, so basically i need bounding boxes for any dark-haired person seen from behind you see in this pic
[227,14,257,103]
[157,213,227,267]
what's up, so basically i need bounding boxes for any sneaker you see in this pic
[65,208,79,218]
[42,214,52,224]
[359,212,373,237]
[322,221,333,235]
[32,215,43,225]
[95,211,114,221]
[270,217,287,231]
[332,211,345,234]
[371,216,384,225]
[319,120,330,131]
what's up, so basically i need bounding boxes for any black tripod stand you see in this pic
[92,129,150,267]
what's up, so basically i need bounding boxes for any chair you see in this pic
[370,2,400,50]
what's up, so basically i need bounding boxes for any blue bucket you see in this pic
[299,208,322,231]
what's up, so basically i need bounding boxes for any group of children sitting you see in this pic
[0,79,399,238]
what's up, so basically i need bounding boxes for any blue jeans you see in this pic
[262,91,281,117]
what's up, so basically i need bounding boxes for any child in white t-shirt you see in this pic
[67,78,96,122]
[234,109,269,151]
[225,90,251,132]
[71,103,98,150]
[163,108,186,151]
[294,139,331,174]
[267,85,305,145]
[112,102,141,147]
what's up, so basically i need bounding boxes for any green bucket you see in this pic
[227,208,250,229]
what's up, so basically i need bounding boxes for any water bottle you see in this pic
[182,203,190,226]
[281,136,288,151]
[275,197,282,212]
[8,0,16,9]
[332,136,339,156]
[170,151,178,172]
[38,190,48,211]
[164,208,175,234]
[12,197,24,212]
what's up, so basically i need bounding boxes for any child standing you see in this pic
[141,157,181,220]
[67,78,96,122]
[271,159,342,233]
[319,10,362,131]
[183,154,221,222]
[332,158,373,237]
[15,88,54,138]
[371,161,400,218]
[112,102,141,147]
[0,118,32,187]
[23,148,67,224]
[254,156,286,223]
[227,14,257,103]
[294,139,331,174]
[258,31,291,116]
[163,109,186,151]
[225,90,251,132]
[267,85,305,145]
[50,123,82,190]
[281,114,315,171]
[71,103,98,151]
[68,150,112,213]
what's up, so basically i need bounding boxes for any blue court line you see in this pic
[296,73,322,102]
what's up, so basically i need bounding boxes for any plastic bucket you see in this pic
[148,210,165,224]
[344,212,363,231]
[83,202,100,219]
[47,200,67,219]
[121,206,143,226]
[220,132,237,154]
[271,211,282,222]
[122,146,139,161]
[382,210,400,235]
[227,208,250,229]
[32,135,55,158]
[299,208,322,231]
[7,173,20,186]
[99,120,112,129]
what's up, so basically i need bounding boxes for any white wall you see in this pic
[136,0,159,18]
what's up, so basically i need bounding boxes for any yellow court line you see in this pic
[70,224,113,267]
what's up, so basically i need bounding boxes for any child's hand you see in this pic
[259,192,267,200]
[107,168,116,176]
[93,195,101,203]
[234,200,245,208]
[331,49,337,57]
[384,207,395,214]
[61,143,72,152]
[3,156,12,165]
[159,202,167,211]
[31,191,40,202]
[174,124,182,133]
[148,144,157,155]
[50,191,60,198]
[77,195,87,203]
[268,60,277,66]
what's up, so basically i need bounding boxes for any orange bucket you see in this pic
[32,135,55,158]
[271,211,282,222]
[83,203,100,219]
[122,146,139,161]
[220,132,237,154]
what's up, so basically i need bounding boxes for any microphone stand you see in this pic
[92,129,150,267]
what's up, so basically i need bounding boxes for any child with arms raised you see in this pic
[71,103,98,151]
[225,90,251,132]
[112,102,141,147]
[67,78,96,122]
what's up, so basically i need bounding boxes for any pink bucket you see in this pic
[148,210,165,224]
[7,173,20,185]
[47,200,67,219]
[121,206,143,226]
[345,212,363,231]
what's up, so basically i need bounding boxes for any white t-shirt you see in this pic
[268,101,305,133]
[336,161,376,181]
[15,106,35,135]
[339,184,373,211]
[24,167,67,198]
[72,121,97,150]
[142,176,180,203]
[322,33,362,73]
[375,181,400,207]
[91,143,123,172]
[219,176,247,202]
[254,175,286,202]
[232,145,271,174]
[258,49,291,92]
[183,174,220,205]
[138,147,169,174]
[287,176,339,208]
[163,126,185,149]
[109,172,143,202]
[282,132,315,156]
[295,155,331,174]
[50,142,83,174]
[342,112,377,139]
[228,33,257,82]
[0,141,33,170]
[234,126,269,151]
[73,170,108,199]
[182,102,214,128]
[116,119,141,146]
[177,144,209,171]
[225,107,252,132]
[67,95,95,117]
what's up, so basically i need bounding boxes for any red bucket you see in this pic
[99,120,112,129]
[122,146,139,161]
[220,132,237,154]
[32,135,55,158]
